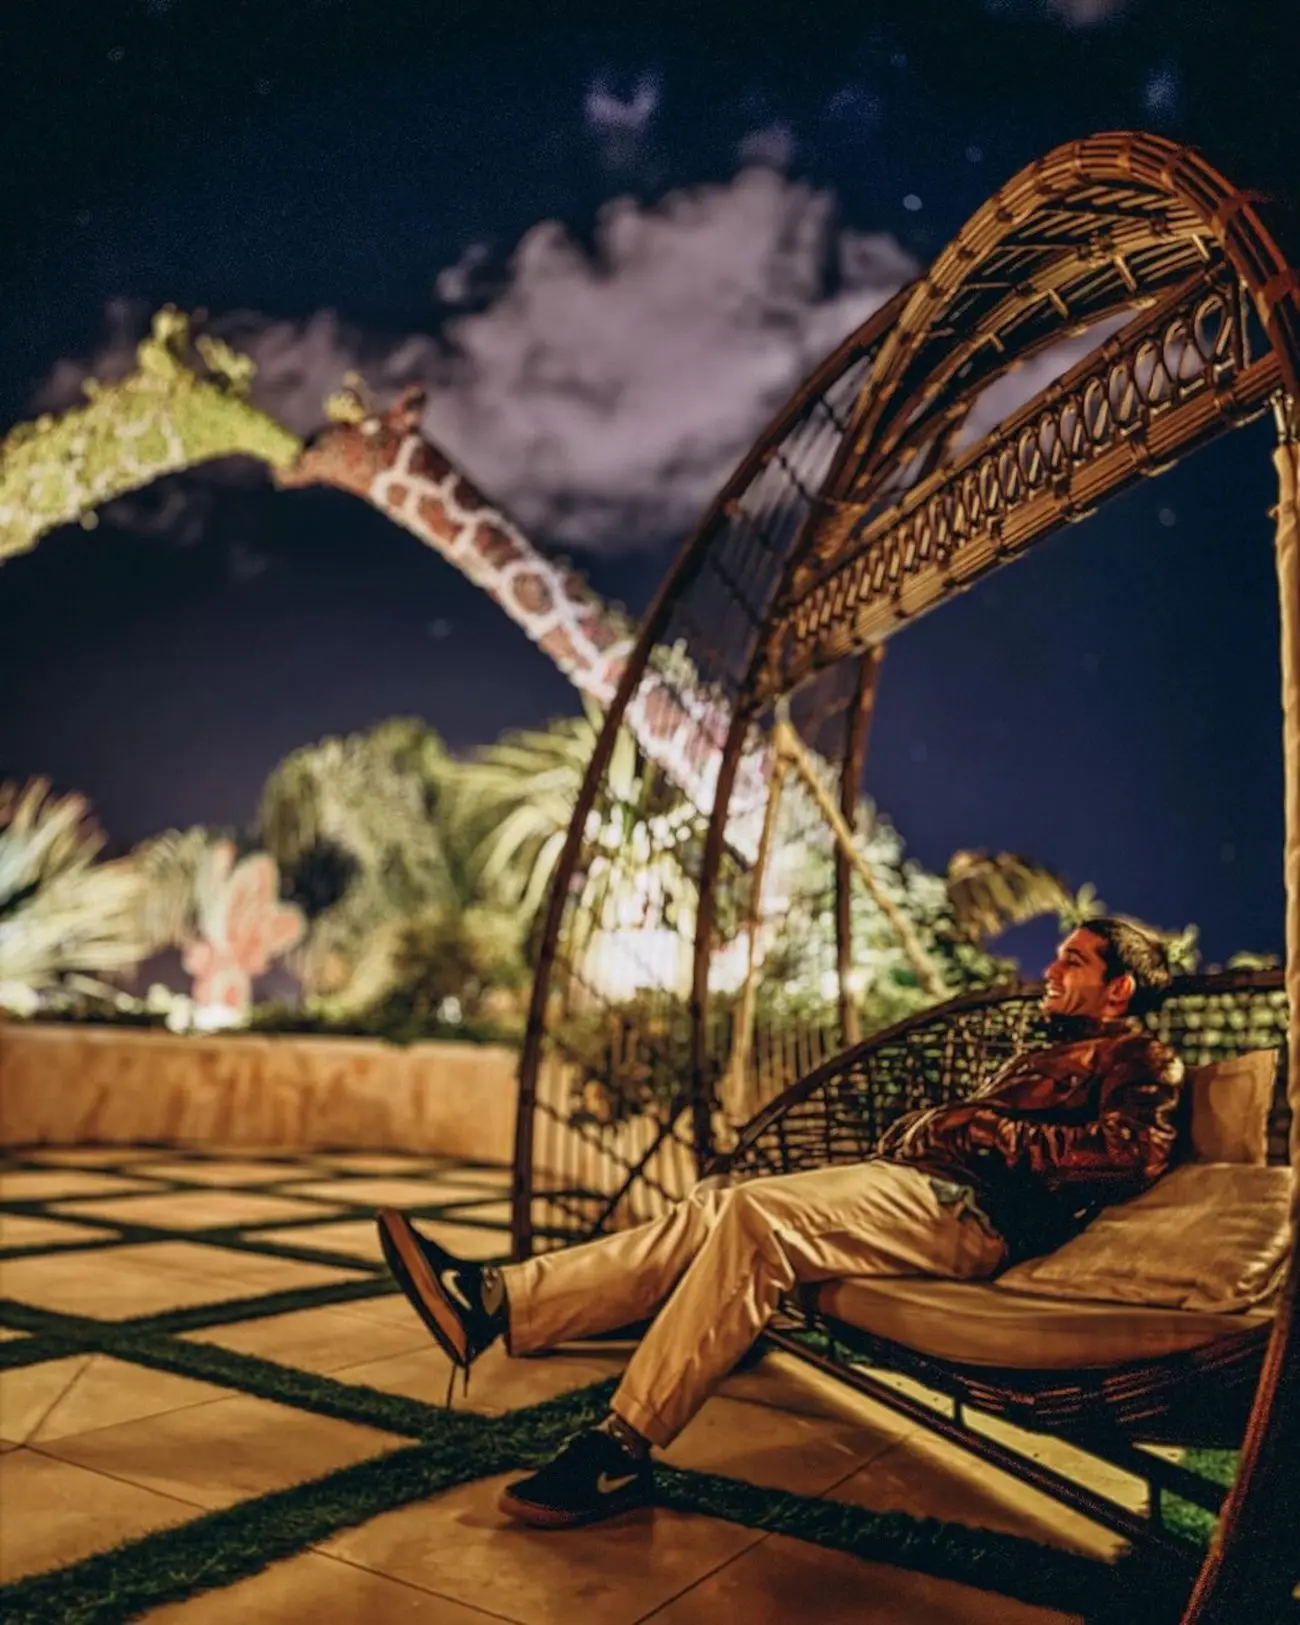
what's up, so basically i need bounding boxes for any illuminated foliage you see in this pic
[0,307,300,562]
[0,779,145,1007]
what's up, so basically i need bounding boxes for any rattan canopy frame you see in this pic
[513,133,1300,1618]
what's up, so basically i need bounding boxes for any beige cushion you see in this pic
[1186,1048,1277,1164]
[995,1164,1294,1314]
[812,1275,1273,1370]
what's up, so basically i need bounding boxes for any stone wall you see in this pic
[0,1021,519,1163]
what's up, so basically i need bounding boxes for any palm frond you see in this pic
[944,850,1076,943]
[0,778,146,996]
[127,825,213,951]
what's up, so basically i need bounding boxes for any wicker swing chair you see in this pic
[512,133,1300,1621]
[709,971,1291,1568]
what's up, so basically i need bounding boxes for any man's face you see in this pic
[1042,928,1129,1021]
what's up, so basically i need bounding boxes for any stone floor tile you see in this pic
[122,1159,319,1187]
[716,1349,924,1436]
[660,1395,907,1497]
[315,1471,765,1625]
[278,1177,493,1209]
[307,1154,459,1176]
[637,1530,1083,1624]
[0,1169,161,1201]
[1,1353,235,1444]
[139,1549,520,1624]
[0,1447,198,1583]
[0,1240,366,1319]
[826,1425,1126,1562]
[436,1166,512,1188]
[0,1211,114,1249]
[333,1341,627,1416]
[11,1146,181,1168]
[181,1302,433,1374]
[0,1327,28,1340]
[40,1391,409,1510]
[250,1218,388,1263]
[341,1292,433,1327]
[48,1191,348,1231]
[255,1216,508,1265]
[440,1199,514,1225]
[401,1220,510,1261]
[964,1409,1150,1516]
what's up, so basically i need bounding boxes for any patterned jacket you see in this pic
[876,1016,1185,1263]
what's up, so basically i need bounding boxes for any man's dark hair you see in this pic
[1079,917,1174,1013]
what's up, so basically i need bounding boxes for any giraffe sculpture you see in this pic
[3,316,937,980]
[273,384,762,838]
[0,308,301,564]
[6,315,1017,1010]
[270,388,962,1074]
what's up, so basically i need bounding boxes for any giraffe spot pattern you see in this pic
[577,610,623,650]
[451,475,485,512]
[540,625,581,669]
[475,522,526,569]
[416,494,460,544]
[513,572,557,617]
[407,438,453,481]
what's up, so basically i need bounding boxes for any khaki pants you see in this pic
[500,1159,1006,1448]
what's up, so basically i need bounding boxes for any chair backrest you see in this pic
[720,968,1290,1179]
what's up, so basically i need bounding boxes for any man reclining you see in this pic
[377,917,1183,1528]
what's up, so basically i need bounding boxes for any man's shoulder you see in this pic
[1107,1027,1184,1083]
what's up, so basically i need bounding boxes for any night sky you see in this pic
[3,0,1298,974]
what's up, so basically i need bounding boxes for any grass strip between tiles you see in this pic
[0,1286,1190,1623]
[652,1466,1197,1622]
[0,1371,1149,1625]
[0,1167,1209,1623]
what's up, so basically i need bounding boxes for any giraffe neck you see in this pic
[370,434,634,701]
[364,430,769,846]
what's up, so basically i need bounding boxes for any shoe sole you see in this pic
[375,1208,470,1366]
[497,1484,648,1529]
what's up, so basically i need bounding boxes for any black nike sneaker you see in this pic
[375,1209,504,1384]
[499,1427,653,1529]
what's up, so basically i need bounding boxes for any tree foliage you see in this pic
[0,779,145,1008]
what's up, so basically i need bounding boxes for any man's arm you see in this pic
[923,1041,1184,1190]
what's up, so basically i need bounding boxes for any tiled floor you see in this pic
[0,1141,1154,1622]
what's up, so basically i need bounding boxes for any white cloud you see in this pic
[736,123,795,170]
[584,73,661,136]
[583,73,662,173]
[39,169,916,557]
[1041,0,1129,24]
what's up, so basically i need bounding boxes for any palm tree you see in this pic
[256,717,486,1009]
[0,779,146,1009]
[450,701,706,999]
[450,699,628,921]
[127,824,218,954]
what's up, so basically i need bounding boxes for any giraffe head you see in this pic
[274,383,427,497]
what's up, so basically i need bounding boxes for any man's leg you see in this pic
[498,1159,1005,1527]
[610,1159,1004,1449]
[500,1174,735,1354]
[377,1174,737,1374]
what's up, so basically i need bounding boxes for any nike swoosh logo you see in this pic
[596,1471,640,1494]
[440,1270,473,1313]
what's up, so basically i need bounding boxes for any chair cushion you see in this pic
[995,1163,1293,1314]
[1186,1049,1277,1164]
[812,1275,1274,1370]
